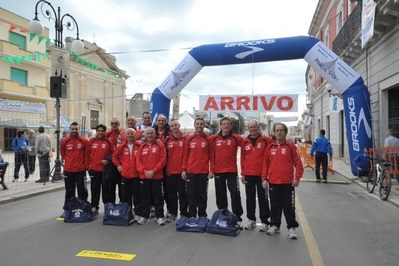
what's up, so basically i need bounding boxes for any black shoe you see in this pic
[316,178,321,182]
[35,180,44,183]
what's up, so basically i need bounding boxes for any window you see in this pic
[90,110,99,129]
[9,31,26,50]
[337,1,344,32]
[11,67,28,86]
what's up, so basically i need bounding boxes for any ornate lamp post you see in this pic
[29,0,84,182]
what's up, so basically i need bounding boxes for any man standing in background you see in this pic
[35,126,51,183]
[310,129,332,183]
[138,111,152,131]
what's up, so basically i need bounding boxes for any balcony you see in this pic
[0,40,51,68]
[0,79,49,101]
[332,0,399,64]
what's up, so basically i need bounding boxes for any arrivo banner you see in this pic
[199,94,298,112]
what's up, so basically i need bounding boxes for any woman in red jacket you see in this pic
[136,127,167,225]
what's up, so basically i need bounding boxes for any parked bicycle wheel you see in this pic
[366,169,376,193]
[379,174,391,201]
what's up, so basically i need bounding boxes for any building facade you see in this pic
[306,0,399,162]
[0,8,128,150]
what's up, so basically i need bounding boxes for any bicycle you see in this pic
[366,158,391,201]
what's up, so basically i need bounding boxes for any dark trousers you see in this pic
[13,152,29,179]
[315,152,328,180]
[165,174,188,216]
[102,171,121,204]
[244,175,270,224]
[269,183,299,229]
[357,169,370,177]
[38,153,50,181]
[120,177,142,216]
[140,178,164,219]
[214,173,243,219]
[88,169,102,209]
[63,170,87,206]
[28,155,36,174]
[186,174,208,218]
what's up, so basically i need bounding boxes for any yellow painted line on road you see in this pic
[76,250,136,261]
[301,178,349,184]
[296,196,325,266]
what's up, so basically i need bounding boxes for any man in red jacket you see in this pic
[104,118,124,204]
[182,118,214,218]
[241,120,273,232]
[212,117,244,228]
[113,128,142,222]
[125,115,144,141]
[164,119,187,221]
[262,123,304,239]
[60,122,88,218]
[85,124,114,215]
[136,127,167,225]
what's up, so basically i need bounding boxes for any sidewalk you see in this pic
[1,151,399,207]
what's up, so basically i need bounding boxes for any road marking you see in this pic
[76,250,136,261]
[296,196,325,266]
[56,217,64,221]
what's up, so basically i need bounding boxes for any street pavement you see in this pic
[1,151,399,207]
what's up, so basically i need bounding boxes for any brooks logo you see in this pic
[235,46,264,59]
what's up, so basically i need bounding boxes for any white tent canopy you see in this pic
[178,113,195,133]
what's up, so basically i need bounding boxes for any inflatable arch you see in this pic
[149,36,372,174]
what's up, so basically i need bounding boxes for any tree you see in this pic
[205,120,219,134]
[232,112,245,135]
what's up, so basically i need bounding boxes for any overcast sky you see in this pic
[3,0,319,119]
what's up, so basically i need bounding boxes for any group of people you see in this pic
[58,112,304,240]
[11,127,52,183]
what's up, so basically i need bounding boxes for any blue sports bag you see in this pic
[63,197,94,223]
[103,202,134,226]
[176,216,210,233]
[206,209,240,237]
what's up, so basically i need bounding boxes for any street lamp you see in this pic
[326,83,343,99]
[29,0,84,182]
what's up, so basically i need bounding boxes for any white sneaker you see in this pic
[288,227,298,239]
[259,223,268,232]
[134,215,142,222]
[157,217,166,226]
[91,207,98,215]
[168,214,177,222]
[244,220,256,230]
[137,217,147,225]
[266,225,280,235]
[237,221,243,230]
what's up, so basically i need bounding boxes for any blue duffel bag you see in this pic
[206,209,240,237]
[63,197,94,223]
[103,202,134,226]
[176,216,210,233]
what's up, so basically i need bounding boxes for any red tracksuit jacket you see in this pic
[60,135,88,172]
[112,142,140,178]
[136,141,167,179]
[182,133,214,174]
[241,134,273,176]
[105,129,125,149]
[85,137,114,172]
[212,132,243,174]
[261,141,304,184]
[164,132,185,175]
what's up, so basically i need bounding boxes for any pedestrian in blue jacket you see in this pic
[310,129,332,182]
[353,147,371,179]
[11,130,30,182]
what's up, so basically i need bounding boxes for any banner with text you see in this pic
[199,94,298,112]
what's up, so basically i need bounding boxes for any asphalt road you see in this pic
[0,169,398,266]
